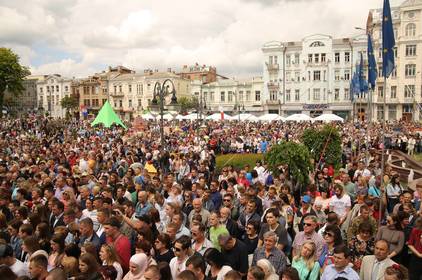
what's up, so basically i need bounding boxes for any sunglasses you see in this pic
[304,223,314,227]
[246,227,254,230]
[223,199,231,202]
[174,247,182,252]
[323,231,334,237]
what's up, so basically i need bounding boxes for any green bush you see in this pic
[216,153,264,171]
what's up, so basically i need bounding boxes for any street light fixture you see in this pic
[150,79,178,149]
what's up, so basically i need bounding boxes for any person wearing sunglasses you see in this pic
[169,235,193,280]
[318,224,343,269]
[292,215,324,259]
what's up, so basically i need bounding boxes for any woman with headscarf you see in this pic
[123,253,148,280]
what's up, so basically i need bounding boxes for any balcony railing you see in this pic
[267,82,280,90]
[110,91,124,97]
[265,63,279,72]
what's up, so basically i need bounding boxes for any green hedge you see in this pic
[216,153,264,171]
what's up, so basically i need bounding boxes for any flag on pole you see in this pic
[358,53,369,94]
[350,70,360,101]
[382,0,395,78]
[367,34,377,90]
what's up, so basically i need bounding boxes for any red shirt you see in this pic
[107,234,131,272]
[408,228,422,253]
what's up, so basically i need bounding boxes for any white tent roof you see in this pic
[162,113,174,120]
[258,114,284,122]
[176,113,201,120]
[205,113,233,120]
[313,113,344,122]
[285,113,312,122]
[140,113,156,120]
[231,113,259,121]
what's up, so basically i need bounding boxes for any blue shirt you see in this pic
[321,264,360,280]
[135,202,152,217]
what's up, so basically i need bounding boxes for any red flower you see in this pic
[392,264,400,270]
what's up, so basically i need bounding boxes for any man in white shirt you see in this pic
[0,244,29,277]
[329,184,351,225]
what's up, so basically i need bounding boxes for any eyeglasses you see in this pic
[223,199,231,202]
[304,223,314,227]
[173,247,182,252]
[246,227,254,230]
[323,231,334,237]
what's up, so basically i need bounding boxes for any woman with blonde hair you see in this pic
[291,241,320,280]
[256,259,278,280]
[60,255,79,278]
[99,244,123,280]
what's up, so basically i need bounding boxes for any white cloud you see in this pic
[0,0,406,78]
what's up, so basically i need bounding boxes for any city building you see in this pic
[192,76,264,115]
[3,75,40,116]
[369,0,422,121]
[178,63,228,84]
[262,34,367,119]
[36,74,73,118]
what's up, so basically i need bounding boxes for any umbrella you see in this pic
[140,113,156,120]
[205,113,233,120]
[258,114,284,122]
[231,113,259,121]
[313,113,344,122]
[285,113,312,122]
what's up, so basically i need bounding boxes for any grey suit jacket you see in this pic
[359,255,396,280]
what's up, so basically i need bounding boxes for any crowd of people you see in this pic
[0,116,421,280]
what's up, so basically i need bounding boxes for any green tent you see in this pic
[91,100,127,129]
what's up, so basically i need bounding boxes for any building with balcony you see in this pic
[177,63,221,84]
[369,0,422,121]
[36,74,72,118]
[3,75,40,116]
[262,34,367,119]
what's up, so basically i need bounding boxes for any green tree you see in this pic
[177,96,198,114]
[301,124,342,168]
[60,95,79,118]
[265,141,312,186]
[0,48,30,117]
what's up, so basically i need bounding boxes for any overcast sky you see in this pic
[0,0,404,79]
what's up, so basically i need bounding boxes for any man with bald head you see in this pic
[360,239,397,280]
[135,191,152,217]
[188,198,210,226]
[220,206,240,238]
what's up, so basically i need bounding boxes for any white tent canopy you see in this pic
[258,114,284,122]
[285,113,312,122]
[231,113,259,121]
[176,113,201,120]
[140,113,156,120]
[162,113,174,120]
[205,113,233,120]
[313,113,344,122]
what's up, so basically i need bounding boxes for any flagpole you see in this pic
[379,76,387,227]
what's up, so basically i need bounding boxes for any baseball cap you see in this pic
[302,195,311,204]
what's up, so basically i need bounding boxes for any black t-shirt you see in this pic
[223,239,249,275]
[155,249,174,264]
[242,235,259,254]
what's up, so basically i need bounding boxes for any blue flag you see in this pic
[358,53,368,93]
[382,0,395,78]
[350,71,360,101]
[367,34,377,90]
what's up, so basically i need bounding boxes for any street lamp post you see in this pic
[150,79,178,149]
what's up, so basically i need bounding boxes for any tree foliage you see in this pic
[177,96,199,114]
[0,48,30,117]
[301,124,342,168]
[61,95,79,118]
[265,141,312,186]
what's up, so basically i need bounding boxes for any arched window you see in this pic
[405,23,416,36]
[310,41,325,47]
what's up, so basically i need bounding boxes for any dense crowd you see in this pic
[0,116,421,280]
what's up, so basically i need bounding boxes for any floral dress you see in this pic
[349,236,375,271]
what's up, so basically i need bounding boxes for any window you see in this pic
[269,56,273,65]
[335,70,340,81]
[56,85,59,92]
[286,90,291,102]
[378,86,384,98]
[391,86,397,99]
[405,85,415,98]
[405,64,416,77]
[129,99,132,107]
[210,91,214,101]
[39,87,43,93]
[388,105,396,120]
[255,91,261,101]
[335,52,340,63]
[286,72,291,81]
[51,86,54,93]
[321,53,326,62]
[313,89,321,100]
[344,70,350,81]
[102,99,107,105]
[334,89,340,101]
[406,45,416,56]
[378,66,383,78]
[391,68,397,78]
[270,91,277,101]
[228,91,233,102]
[313,71,321,81]
[128,85,132,93]
[294,54,300,64]
[345,52,350,63]
[274,56,278,64]
[285,55,290,65]
[114,86,117,93]
[344,88,350,100]
[308,54,312,63]
[405,23,416,36]
[403,104,412,113]
[308,71,311,81]
[246,91,251,101]
[119,100,122,107]
[220,91,225,102]
[295,90,300,101]
[119,85,122,92]
[314,54,319,63]
[239,91,243,101]
[323,70,326,81]
[84,99,90,106]
[64,86,69,92]
[137,99,141,107]
[295,71,300,82]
